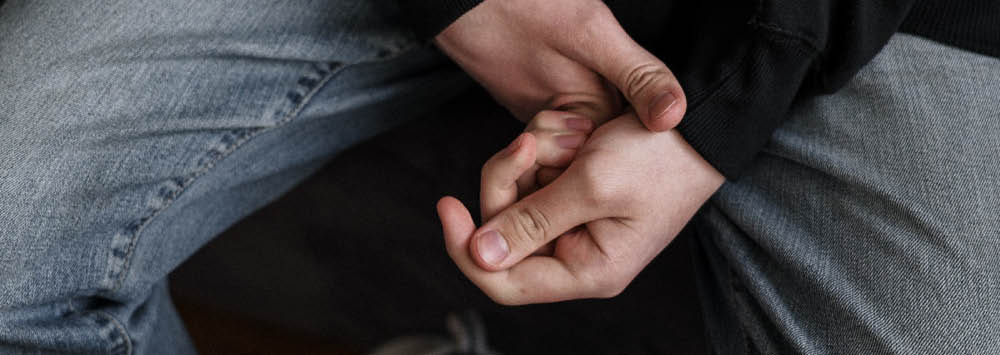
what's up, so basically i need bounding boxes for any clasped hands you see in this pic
[435,0,724,305]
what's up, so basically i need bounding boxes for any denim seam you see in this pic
[67,301,132,355]
[102,60,347,297]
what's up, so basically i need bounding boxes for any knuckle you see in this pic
[480,160,499,183]
[585,180,618,205]
[577,260,632,299]
[621,63,669,101]
[480,162,492,179]
[532,110,562,127]
[574,4,616,36]
[577,163,621,204]
[539,148,573,169]
[504,206,552,245]
[481,148,514,181]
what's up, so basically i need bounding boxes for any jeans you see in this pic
[0,1,469,353]
[693,34,1000,354]
[2,0,998,354]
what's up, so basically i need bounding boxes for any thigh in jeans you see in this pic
[0,1,469,353]
[692,34,1000,354]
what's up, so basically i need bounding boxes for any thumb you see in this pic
[562,12,686,132]
[469,177,600,271]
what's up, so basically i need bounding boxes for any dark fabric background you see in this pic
[170,89,707,355]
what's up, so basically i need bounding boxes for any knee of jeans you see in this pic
[0,144,129,308]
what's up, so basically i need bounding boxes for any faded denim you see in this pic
[0,1,468,353]
[693,34,1000,354]
[4,0,998,354]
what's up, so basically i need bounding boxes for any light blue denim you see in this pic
[5,1,998,354]
[0,1,469,353]
[693,34,1000,354]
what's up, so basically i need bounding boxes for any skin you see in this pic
[440,112,724,305]
[481,109,601,258]
[435,0,686,131]
[435,0,726,304]
[504,109,602,203]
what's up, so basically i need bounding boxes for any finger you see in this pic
[546,92,622,123]
[438,201,612,305]
[515,164,540,198]
[480,133,537,221]
[469,176,604,271]
[533,130,586,168]
[439,196,572,304]
[560,10,686,132]
[526,109,595,133]
[439,196,478,256]
[525,110,593,168]
[536,166,563,187]
[439,196,482,276]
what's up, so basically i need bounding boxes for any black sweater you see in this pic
[400,0,1000,179]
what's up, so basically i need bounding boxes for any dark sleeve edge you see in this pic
[398,0,484,40]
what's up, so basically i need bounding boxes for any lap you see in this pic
[0,0,468,353]
[695,33,1000,354]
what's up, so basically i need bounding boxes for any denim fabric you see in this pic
[0,1,469,353]
[693,34,1000,354]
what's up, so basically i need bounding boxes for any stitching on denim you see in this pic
[102,60,346,296]
[90,47,423,352]
[67,301,133,355]
[91,310,132,355]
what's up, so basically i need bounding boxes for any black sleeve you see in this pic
[395,0,918,179]
[681,0,917,179]
[396,0,483,40]
[612,0,916,179]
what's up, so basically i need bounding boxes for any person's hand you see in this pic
[438,112,724,304]
[500,109,600,205]
[435,0,686,132]
[477,108,599,257]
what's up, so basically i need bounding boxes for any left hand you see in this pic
[435,0,686,131]
[438,112,725,305]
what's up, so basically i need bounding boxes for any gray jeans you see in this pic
[694,34,1000,354]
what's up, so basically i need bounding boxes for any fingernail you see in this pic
[555,134,586,149]
[564,117,594,131]
[649,92,677,123]
[477,230,509,266]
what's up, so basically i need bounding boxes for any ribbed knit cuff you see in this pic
[676,29,817,180]
[398,0,484,40]
[900,0,1000,58]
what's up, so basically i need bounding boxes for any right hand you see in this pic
[439,112,725,305]
[436,0,686,132]
[504,109,598,201]
[479,108,599,257]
